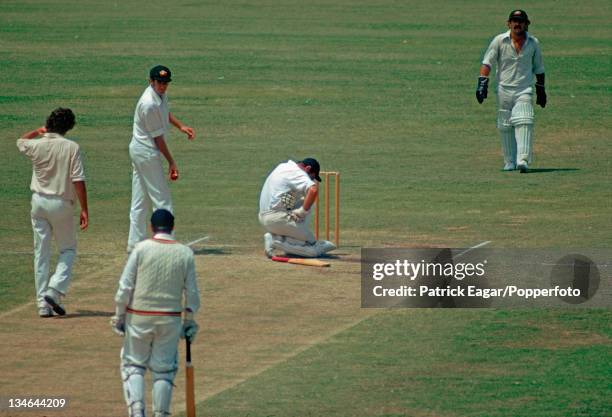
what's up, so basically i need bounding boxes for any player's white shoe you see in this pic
[517,160,529,173]
[315,240,337,255]
[503,162,516,171]
[263,233,274,258]
[38,306,53,317]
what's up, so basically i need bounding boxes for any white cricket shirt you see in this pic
[17,133,86,202]
[259,160,315,213]
[482,31,545,91]
[131,85,170,149]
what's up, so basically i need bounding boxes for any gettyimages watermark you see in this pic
[361,248,610,308]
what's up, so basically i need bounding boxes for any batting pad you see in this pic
[498,128,517,165]
[515,124,534,164]
[510,98,534,126]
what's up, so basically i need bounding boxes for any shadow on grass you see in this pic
[193,247,230,256]
[524,168,580,174]
[60,310,114,319]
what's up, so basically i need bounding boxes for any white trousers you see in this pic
[30,193,76,306]
[259,209,316,243]
[121,314,181,374]
[121,314,181,416]
[128,141,173,250]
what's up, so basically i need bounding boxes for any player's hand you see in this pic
[169,163,179,181]
[536,84,547,108]
[181,320,199,343]
[181,126,195,141]
[36,126,47,135]
[80,210,89,230]
[476,76,489,104]
[290,207,308,223]
[110,315,126,336]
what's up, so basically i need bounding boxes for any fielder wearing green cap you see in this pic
[476,9,547,173]
[127,65,197,252]
[258,158,336,258]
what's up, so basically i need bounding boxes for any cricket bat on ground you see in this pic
[271,256,330,267]
[185,339,196,417]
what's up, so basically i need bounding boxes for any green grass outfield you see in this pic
[1,0,611,416]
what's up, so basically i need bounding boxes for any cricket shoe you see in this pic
[503,162,516,171]
[517,160,529,173]
[43,288,66,316]
[38,306,53,318]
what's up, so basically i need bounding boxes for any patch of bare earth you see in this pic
[0,245,372,417]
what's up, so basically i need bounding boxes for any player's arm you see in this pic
[153,135,178,180]
[181,256,200,342]
[111,251,138,336]
[169,112,195,140]
[302,184,318,211]
[19,126,47,140]
[290,184,318,222]
[73,181,89,230]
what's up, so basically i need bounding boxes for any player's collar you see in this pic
[152,232,176,243]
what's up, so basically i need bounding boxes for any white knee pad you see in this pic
[510,99,534,126]
[121,365,146,417]
[273,238,318,257]
[152,370,176,417]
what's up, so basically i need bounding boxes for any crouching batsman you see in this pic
[259,158,336,258]
[111,209,200,417]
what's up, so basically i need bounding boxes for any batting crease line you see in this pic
[455,240,492,259]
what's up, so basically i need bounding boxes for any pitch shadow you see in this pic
[193,247,230,256]
[59,310,114,319]
[524,168,580,174]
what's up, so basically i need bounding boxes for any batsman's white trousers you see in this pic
[128,141,173,250]
[30,193,76,306]
[259,209,316,243]
[121,313,181,376]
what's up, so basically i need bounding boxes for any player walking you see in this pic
[127,65,196,252]
[476,9,547,173]
[259,158,336,258]
[112,209,200,417]
[17,108,89,317]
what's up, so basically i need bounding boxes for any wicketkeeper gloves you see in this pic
[476,76,489,103]
[535,84,547,108]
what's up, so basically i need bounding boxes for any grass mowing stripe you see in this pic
[194,309,611,417]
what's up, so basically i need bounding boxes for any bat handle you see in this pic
[186,338,192,363]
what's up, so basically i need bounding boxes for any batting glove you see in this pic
[110,314,126,337]
[181,311,199,343]
[476,76,489,104]
[289,207,308,223]
[535,84,547,108]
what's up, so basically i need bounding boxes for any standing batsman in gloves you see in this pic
[476,9,547,173]
[112,209,200,417]
[127,65,196,253]
[17,108,89,317]
[259,158,336,258]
